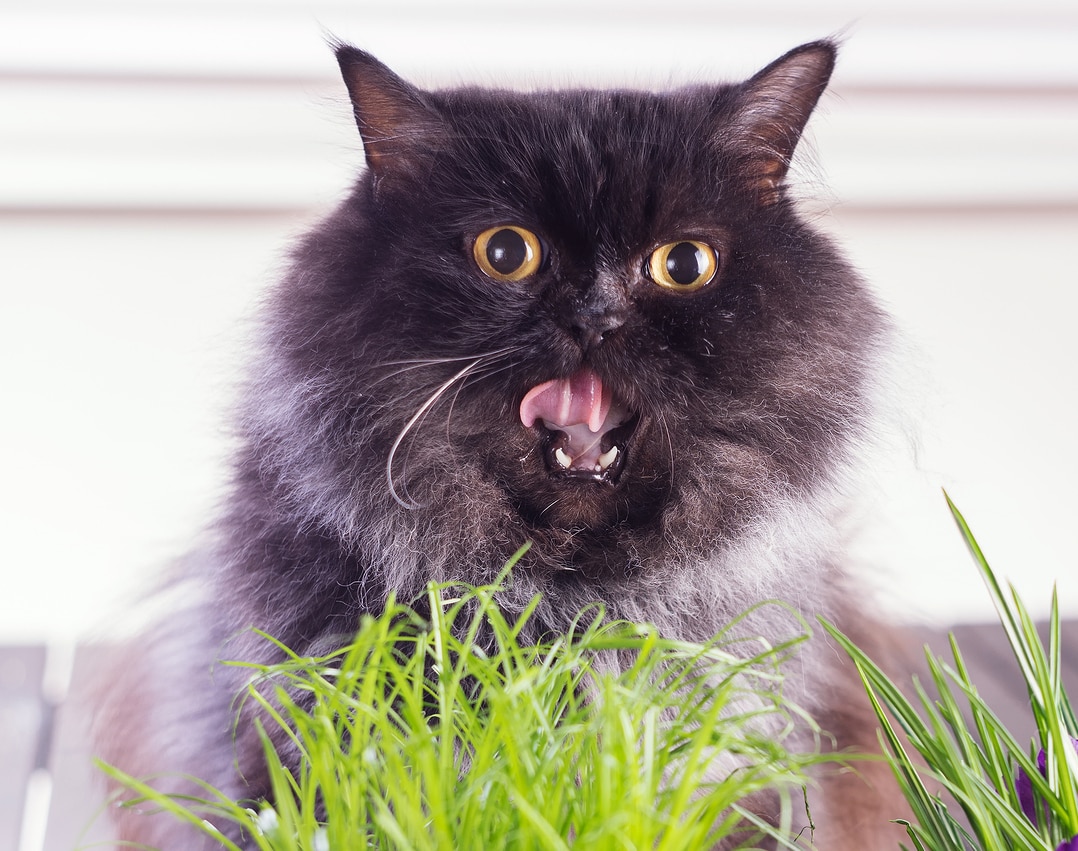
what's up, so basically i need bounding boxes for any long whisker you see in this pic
[441,354,524,449]
[379,350,516,367]
[655,408,677,497]
[369,347,519,388]
[385,356,491,510]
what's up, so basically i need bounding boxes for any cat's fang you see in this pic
[597,446,619,471]
[554,447,573,469]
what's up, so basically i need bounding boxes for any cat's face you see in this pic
[259,42,882,568]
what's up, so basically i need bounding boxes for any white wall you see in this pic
[2,0,1077,642]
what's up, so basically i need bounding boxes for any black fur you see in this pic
[97,40,904,849]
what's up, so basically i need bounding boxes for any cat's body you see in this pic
[97,41,905,848]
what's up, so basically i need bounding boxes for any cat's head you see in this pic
[250,41,884,578]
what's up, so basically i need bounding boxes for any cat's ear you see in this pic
[335,44,441,179]
[723,40,836,203]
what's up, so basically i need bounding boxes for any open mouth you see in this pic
[519,368,638,484]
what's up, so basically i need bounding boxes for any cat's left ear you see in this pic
[723,40,836,203]
[335,43,442,180]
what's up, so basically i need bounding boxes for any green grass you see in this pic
[105,498,1077,850]
[101,549,828,850]
[824,494,1078,851]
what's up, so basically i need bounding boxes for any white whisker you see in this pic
[369,348,517,388]
[386,359,485,509]
[384,346,524,509]
[442,357,525,443]
[656,409,677,495]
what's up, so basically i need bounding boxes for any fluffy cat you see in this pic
[97,39,904,849]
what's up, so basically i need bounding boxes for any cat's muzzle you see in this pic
[519,367,638,484]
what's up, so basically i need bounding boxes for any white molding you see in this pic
[3,6,1078,86]
[3,80,1074,210]
[2,3,1076,210]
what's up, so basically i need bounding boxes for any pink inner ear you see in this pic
[519,368,611,433]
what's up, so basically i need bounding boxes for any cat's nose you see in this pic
[568,276,629,351]
[571,307,626,350]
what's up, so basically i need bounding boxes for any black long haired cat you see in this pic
[97,39,904,848]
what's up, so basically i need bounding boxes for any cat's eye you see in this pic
[473,226,543,282]
[646,240,719,292]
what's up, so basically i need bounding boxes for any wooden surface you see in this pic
[2,621,1075,851]
[0,646,46,851]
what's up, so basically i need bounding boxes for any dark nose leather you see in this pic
[571,307,625,350]
[569,275,628,351]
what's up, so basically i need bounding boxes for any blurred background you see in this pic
[2,0,1076,645]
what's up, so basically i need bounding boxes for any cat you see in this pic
[96,38,906,849]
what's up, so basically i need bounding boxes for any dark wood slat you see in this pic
[5,620,1071,846]
[909,627,1038,744]
[0,645,47,851]
[43,645,117,851]
[911,621,1077,747]
[1037,620,1078,690]
[951,623,1043,742]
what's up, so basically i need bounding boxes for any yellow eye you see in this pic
[646,240,719,292]
[473,226,543,282]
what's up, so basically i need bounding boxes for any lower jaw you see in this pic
[539,415,640,485]
[511,482,629,533]
[510,472,657,535]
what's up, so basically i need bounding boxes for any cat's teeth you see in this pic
[597,446,619,471]
[554,447,573,469]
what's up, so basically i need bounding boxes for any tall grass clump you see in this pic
[101,557,826,850]
[825,494,1078,851]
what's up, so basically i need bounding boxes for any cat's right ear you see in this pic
[335,44,441,179]
[721,40,837,204]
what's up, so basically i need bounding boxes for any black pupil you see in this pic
[486,229,528,275]
[665,242,704,285]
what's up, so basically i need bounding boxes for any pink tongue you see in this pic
[519,368,612,433]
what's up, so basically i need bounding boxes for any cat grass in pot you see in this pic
[96,39,905,849]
